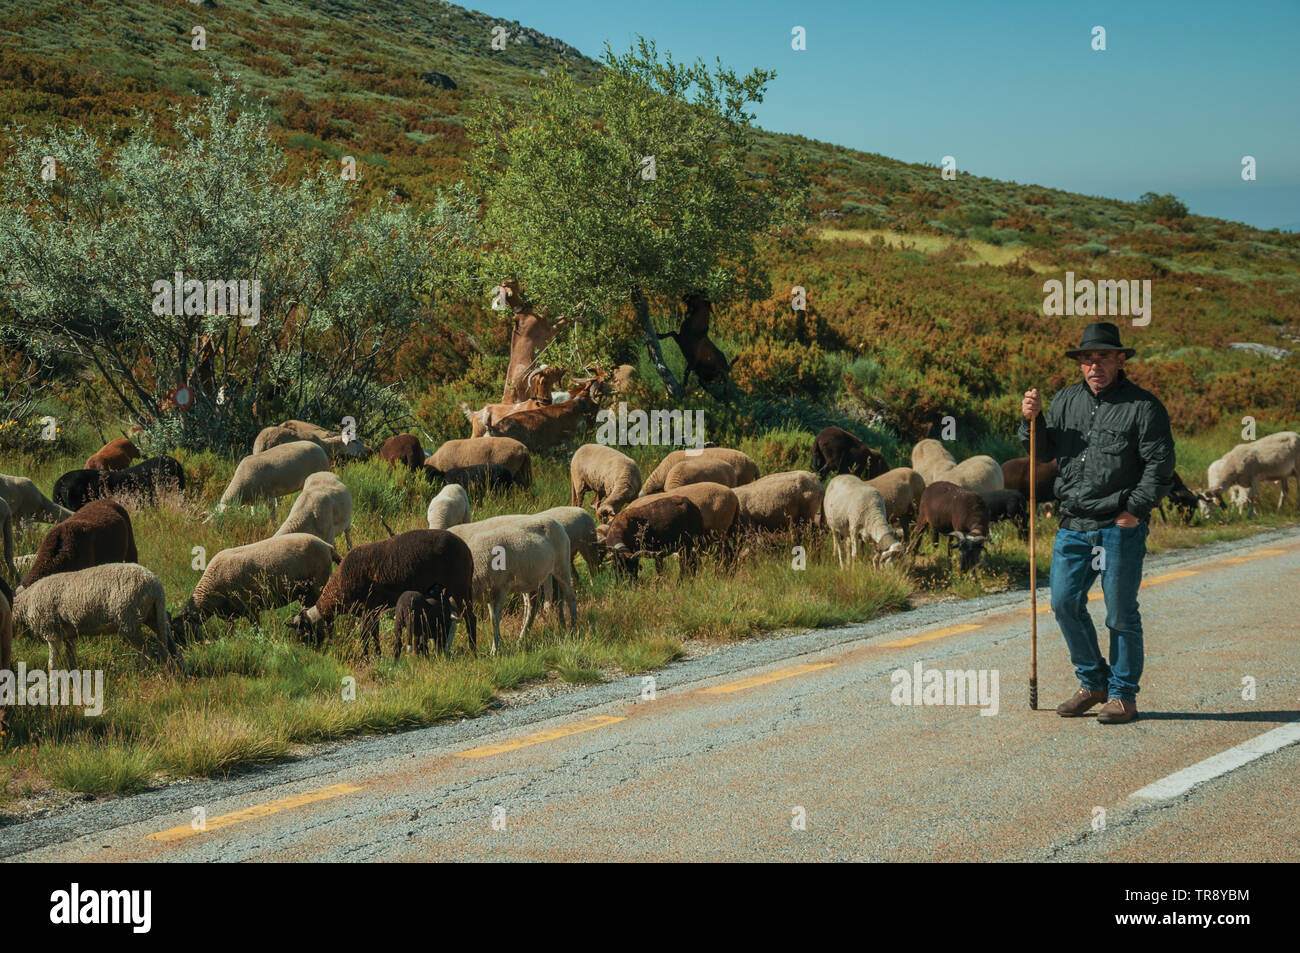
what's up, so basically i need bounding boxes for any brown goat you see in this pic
[19,499,138,590]
[501,280,568,403]
[485,379,605,454]
[85,437,141,472]
[658,293,730,392]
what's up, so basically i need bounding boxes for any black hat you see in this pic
[1065,321,1135,359]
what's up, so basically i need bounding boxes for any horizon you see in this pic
[480,0,1300,232]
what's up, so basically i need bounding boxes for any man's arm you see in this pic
[1120,400,1176,521]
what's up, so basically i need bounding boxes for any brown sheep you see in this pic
[866,467,927,541]
[378,434,427,471]
[628,481,739,563]
[18,499,137,592]
[85,437,141,472]
[640,447,759,496]
[1001,456,1059,503]
[604,495,704,579]
[907,481,991,573]
[426,437,533,488]
[569,444,643,521]
[811,426,888,480]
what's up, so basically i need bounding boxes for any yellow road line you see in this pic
[1145,569,1199,585]
[456,714,626,758]
[147,783,362,843]
[1221,548,1285,564]
[696,662,835,695]
[881,623,981,648]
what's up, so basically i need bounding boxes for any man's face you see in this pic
[1078,349,1124,393]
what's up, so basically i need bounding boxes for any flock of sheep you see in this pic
[0,408,1297,704]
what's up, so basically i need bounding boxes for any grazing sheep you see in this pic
[569,443,643,522]
[173,533,340,643]
[907,481,991,573]
[378,434,427,471]
[255,422,371,462]
[252,425,305,455]
[0,497,13,578]
[605,495,705,579]
[19,499,137,591]
[427,483,471,530]
[910,439,1004,493]
[866,467,927,541]
[216,441,330,520]
[273,471,353,550]
[85,437,141,472]
[1001,456,1060,504]
[287,529,477,656]
[449,515,576,654]
[12,563,183,670]
[665,456,739,491]
[393,587,456,658]
[823,475,903,567]
[54,456,186,511]
[0,475,73,524]
[537,505,601,576]
[426,436,533,488]
[811,426,888,480]
[640,448,759,496]
[628,481,740,562]
[1160,471,1207,524]
[979,489,1030,539]
[731,471,825,533]
[1206,431,1300,515]
[426,463,523,495]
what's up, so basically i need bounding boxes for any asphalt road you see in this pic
[4,528,1298,862]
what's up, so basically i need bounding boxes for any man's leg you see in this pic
[1098,520,1149,706]
[1049,528,1109,712]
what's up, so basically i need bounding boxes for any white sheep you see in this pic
[174,533,339,641]
[537,505,601,576]
[11,562,184,671]
[449,514,576,654]
[569,443,642,521]
[640,448,759,495]
[731,471,824,533]
[1207,430,1300,515]
[215,441,330,520]
[823,474,903,567]
[910,439,1003,492]
[0,474,73,524]
[274,471,353,549]
[866,467,927,540]
[426,483,471,530]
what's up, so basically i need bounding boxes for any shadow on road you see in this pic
[1135,711,1299,723]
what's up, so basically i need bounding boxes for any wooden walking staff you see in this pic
[1029,409,1039,710]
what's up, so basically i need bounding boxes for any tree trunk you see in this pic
[633,285,682,398]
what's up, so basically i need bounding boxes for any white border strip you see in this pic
[1131,721,1300,800]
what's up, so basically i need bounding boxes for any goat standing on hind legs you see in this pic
[658,292,731,396]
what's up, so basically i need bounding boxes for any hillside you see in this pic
[1,0,1297,454]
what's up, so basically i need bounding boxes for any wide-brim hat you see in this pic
[1065,321,1136,359]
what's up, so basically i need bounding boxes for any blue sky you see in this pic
[477,0,1300,230]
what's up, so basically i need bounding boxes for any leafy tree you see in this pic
[469,37,808,396]
[1136,191,1189,221]
[0,75,478,452]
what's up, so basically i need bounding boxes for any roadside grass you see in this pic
[0,435,1293,804]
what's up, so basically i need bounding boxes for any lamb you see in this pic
[811,426,888,480]
[12,563,183,671]
[287,529,477,655]
[378,434,427,471]
[910,439,1004,493]
[605,495,705,579]
[537,505,601,577]
[173,533,340,643]
[907,481,991,573]
[865,467,927,541]
[640,448,759,496]
[1206,431,1300,515]
[54,456,186,511]
[979,489,1030,539]
[273,471,353,550]
[822,475,903,567]
[19,499,137,591]
[216,441,330,520]
[85,437,141,472]
[627,481,740,562]
[569,443,642,521]
[427,483,471,530]
[426,436,533,488]
[664,456,739,490]
[449,515,577,654]
[0,475,74,524]
[392,587,456,658]
[0,497,14,578]
[731,471,825,533]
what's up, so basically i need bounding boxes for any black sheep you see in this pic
[54,455,185,511]
[978,489,1031,540]
[19,499,138,590]
[424,463,520,495]
[392,586,456,658]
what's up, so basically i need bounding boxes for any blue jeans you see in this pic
[1049,521,1149,703]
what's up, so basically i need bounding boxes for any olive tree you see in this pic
[469,37,807,396]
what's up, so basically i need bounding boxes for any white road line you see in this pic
[1130,721,1300,800]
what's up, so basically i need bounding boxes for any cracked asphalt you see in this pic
[3,527,1297,862]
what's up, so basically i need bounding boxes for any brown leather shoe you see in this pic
[1057,688,1108,716]
[1097,698,1138,724]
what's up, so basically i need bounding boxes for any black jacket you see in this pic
[1018,371,1175,531]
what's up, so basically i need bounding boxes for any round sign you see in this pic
[172,384,193,412]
